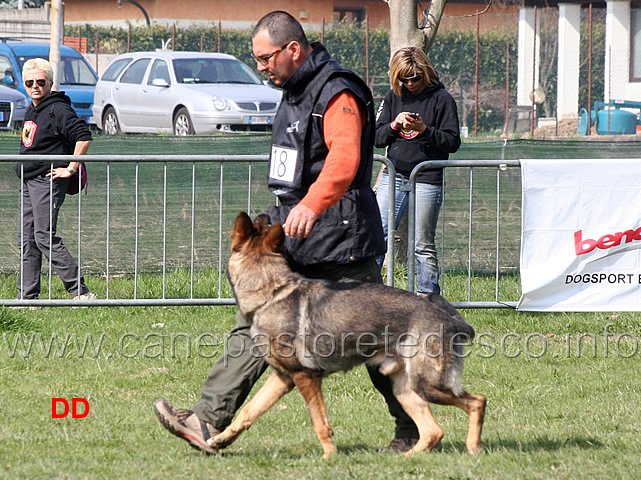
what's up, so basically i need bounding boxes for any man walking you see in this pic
[154,10,420,454]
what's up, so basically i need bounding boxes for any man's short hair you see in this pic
[253,10,309,49]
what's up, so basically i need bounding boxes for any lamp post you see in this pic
[117,0,151,27]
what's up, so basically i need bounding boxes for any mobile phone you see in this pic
[408,113,418,119]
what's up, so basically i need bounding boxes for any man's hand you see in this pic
[283,204,319,239]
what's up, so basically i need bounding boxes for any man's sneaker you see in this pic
[378,437,442,453]
[153,398,219,455]
[381,437,419,453]
[72,292,97,300]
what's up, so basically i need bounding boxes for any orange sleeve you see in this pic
[299,90,365,216]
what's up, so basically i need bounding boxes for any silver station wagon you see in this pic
[92,51,282,135]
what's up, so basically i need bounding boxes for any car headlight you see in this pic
[16,98,29,108]
[211,96,227,111]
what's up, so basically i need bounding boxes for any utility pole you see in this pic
[50,0,64,91]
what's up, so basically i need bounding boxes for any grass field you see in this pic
[1,272,640,479]
[1,135,641,478]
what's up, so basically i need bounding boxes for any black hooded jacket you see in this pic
[17,91,92,180]
[375,81,460,185]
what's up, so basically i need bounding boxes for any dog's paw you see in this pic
[466,442,482,455]
[207,436,226,448]
[209,431,235,448]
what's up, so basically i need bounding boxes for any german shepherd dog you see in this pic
[208,212,486,458]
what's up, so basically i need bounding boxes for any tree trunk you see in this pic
[387,0,425,55]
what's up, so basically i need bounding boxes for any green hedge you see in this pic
[68,19,605,135]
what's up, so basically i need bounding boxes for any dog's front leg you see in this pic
[208,369,295,449]
[293,372,336,459]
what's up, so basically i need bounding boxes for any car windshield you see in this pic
[173,58,261,85]
[101,57,133,82]
[18,55,98,86]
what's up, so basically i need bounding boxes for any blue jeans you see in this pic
[376,173,443,294]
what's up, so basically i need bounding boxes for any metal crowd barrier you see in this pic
[406,160,521,309]
[1,154,519,308]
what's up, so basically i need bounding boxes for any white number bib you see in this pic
[269,146,298,184]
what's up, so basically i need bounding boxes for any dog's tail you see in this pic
[443,350,466,397]
[435,320,470,397]
[426,295,475,398]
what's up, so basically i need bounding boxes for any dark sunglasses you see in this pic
[24,79,48,88]
[400,74,422,84]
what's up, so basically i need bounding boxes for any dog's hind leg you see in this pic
[420,387,486,454]
[209,369,295,449]
[293,372,336,459]
[450,392,486,454]
[391,374,444,455]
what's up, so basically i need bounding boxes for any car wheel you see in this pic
[174,108,195,136]
[103,107,121,135]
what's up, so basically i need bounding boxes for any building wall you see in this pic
[0,5,50,41]
[65,0,355,30]
[62,0,517,34]
[441,3,518,33]
[605,0,641,102]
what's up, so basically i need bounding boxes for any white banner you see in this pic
[518,158,641,311]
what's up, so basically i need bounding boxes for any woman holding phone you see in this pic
[374,46,461,295]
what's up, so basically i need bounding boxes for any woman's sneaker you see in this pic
[72,292,97,300]
[10,297,41,310]
[71,292,97,309]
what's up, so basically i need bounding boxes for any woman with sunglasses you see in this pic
[15,58,95,303]
[375,46,461,296]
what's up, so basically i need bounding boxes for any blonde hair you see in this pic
[389,46,438,96]
[22,58,54,83]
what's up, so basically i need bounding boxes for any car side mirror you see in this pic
[151,78,170,88]
[3,70,16,87]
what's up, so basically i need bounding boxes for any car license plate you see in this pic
[0,112,3,122]
[249,116,271,125]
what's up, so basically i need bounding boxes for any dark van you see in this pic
[0,39,98,124]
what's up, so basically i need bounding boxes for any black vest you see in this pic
[268,43,385,266]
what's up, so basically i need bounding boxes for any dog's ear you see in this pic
[231,212,254,250]
[263,223,285,253]
[253,213,271,233]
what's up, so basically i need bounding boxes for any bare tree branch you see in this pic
[422,0,448,53]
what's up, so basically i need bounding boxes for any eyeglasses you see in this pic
[400,74,422,84]
[24,79,48,88]
[251,43,290,67]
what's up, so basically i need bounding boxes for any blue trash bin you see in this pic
[596,109,637,135]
